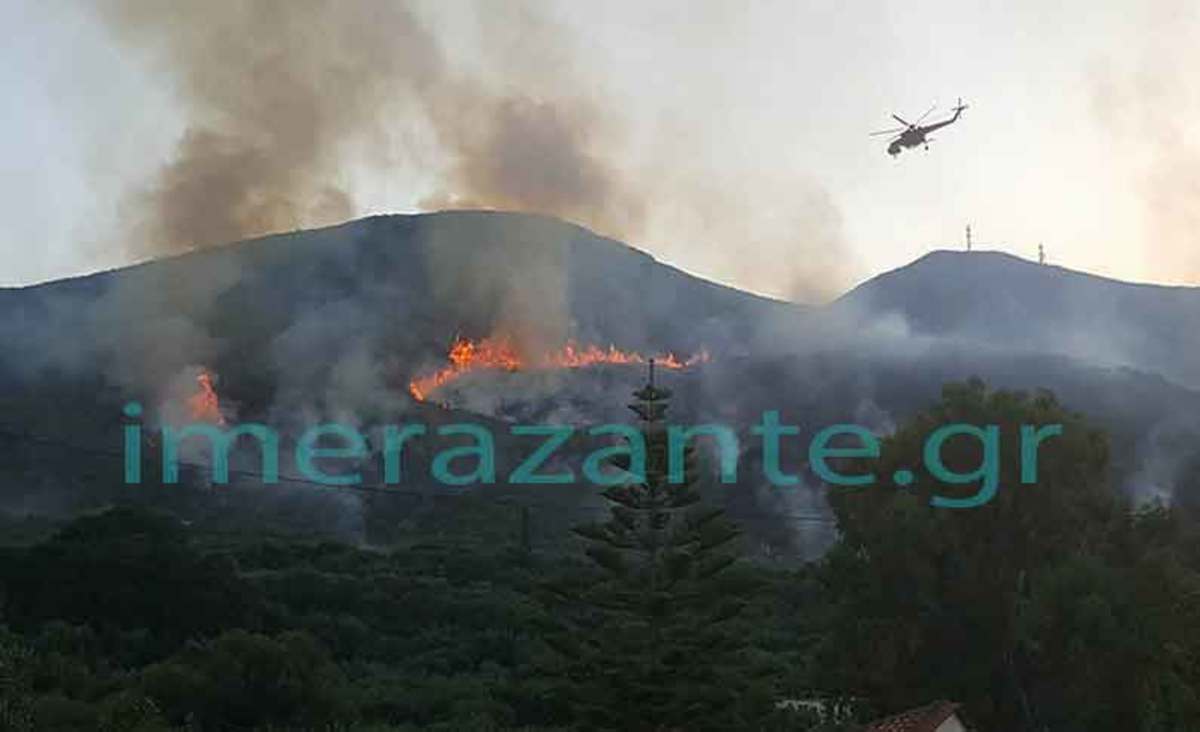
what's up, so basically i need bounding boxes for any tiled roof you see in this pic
[862,700,960,732]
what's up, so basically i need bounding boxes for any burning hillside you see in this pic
[409,334,709,402]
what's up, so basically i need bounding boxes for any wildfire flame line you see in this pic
[408,335,710,402]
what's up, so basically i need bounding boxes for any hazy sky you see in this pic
[2,1,1198,301]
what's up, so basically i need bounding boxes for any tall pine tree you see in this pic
[545,361,765,730]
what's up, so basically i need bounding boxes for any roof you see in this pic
[862,700,961,732]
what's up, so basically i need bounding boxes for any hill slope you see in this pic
[2,215,1199,554]
[833,250,1200,389]
[0,211,796,415]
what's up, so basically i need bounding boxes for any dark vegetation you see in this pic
[1,381,1199,730]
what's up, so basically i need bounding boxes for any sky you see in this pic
[2,0,1198,301]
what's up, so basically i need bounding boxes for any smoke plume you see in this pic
[93,1,852,301]
[96,0,442,254]
[422,95,645,239]
[93,1,637,256]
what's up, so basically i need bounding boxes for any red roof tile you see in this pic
[862,700,961,732]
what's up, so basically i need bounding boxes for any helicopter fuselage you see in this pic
[888,129,927,155]
[885,105,965,157]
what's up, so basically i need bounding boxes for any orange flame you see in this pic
[409,335,710,401]
[186,368,226,425]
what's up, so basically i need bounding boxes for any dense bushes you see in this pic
[1,384,1199,729]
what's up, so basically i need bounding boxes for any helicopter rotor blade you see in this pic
[869,127,905,136]
[915,103,937,124]
[891,114,912,127]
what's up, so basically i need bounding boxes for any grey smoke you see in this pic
[95,0,441,255]
[91,1,854,302]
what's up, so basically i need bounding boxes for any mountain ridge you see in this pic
[834,247,1200,390]
[5,212,1199,397]
[855,248,1200,295]
[2,211,1199,550]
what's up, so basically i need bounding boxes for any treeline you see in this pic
[0,381,1197,730]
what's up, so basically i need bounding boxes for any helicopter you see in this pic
[871,98,968,156]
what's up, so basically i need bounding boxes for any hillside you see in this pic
[0,212,795,414]
[834,249,1200,390]
[1,214,1199,554]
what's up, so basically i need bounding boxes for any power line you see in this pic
[0,426,838,525]
[0,426,423,497]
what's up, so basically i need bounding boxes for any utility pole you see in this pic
[966,224,973,252]
[1038,243,1045,265]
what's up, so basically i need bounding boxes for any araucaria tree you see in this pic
[545,363,765,731]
